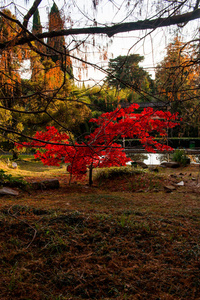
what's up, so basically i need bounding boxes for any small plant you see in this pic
[0,169,29,189]
[172,149,190,166]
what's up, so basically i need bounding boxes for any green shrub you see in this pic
[172,149,190,166]
[95,166,144,181]
[0,169,29,189]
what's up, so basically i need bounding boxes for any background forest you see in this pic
[0,1,199,155]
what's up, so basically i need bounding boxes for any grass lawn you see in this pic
[0,156,200,299]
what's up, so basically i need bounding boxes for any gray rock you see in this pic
[161,162,180,168]
[32,179,60,190]
[11,162,18,169]
[0,187,19,196]
[137,189,145,193]
[164,185,176,192]
[136,161,148,169]
[177,181,184,186]
[170,174,177,178]
[149,167,159,172]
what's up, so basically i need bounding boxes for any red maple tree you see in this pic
[17,104,179,185]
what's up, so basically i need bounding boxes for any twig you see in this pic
[8,205,37,250]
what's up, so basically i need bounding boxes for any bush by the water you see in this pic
[172,149,190,166]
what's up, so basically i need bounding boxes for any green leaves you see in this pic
[0,169,28,189]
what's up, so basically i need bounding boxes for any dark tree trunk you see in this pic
[12,149,19,160]
[89,167,93,186]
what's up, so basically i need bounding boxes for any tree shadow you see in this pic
[16,160,62,173]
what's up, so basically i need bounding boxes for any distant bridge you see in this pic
[124,148,200,155]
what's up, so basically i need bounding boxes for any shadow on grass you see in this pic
[16,160,55,173]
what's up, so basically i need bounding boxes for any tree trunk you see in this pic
[89,167,93,186]
[12,149,19,160]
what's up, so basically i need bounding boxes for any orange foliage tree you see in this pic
[47,2,73,78]
[0,9,25,105]
[0,9,27,154]
[30,8,45,82]
[155,37,200,136]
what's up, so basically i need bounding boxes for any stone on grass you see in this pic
[161,162,180,168]
[32,179,60,190]
[149,167,159,173]
[177,181,184,186]
[164,185,176,193]
[11,162,18,169]
[0,187,19,196]
[136,161,148,169]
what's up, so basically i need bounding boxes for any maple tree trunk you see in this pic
[12,149,19,160]
[89,166,93,187]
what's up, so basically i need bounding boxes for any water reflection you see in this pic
[129,153,200,165]
[143,153,170,165]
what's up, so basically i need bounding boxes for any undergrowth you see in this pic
[95,166,144,180]
[0,169,29,189]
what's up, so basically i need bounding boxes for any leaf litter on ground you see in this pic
[0,164,200,299]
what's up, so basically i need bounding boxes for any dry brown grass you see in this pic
[0,158,200,299]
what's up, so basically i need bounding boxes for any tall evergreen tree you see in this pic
[47,2,65,63]
[31,8,44,81]
[32,8,44,52]
[47,2,73,77]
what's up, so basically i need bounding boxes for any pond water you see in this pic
[144,153,168,165]
[129,153,200,165]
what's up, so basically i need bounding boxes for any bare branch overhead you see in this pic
[23,0,43,28]
[0,8,200,49]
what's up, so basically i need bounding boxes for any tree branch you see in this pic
[23,0,42,28]
[0,8,200,50]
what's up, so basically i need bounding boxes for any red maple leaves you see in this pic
[17,104,179,182]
